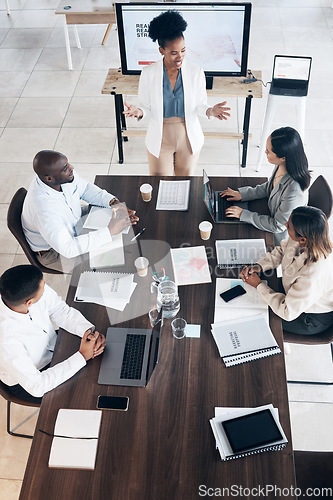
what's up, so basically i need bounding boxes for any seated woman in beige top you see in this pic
[240,206,333,335]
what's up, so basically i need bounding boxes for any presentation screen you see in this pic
[115,2,252,77]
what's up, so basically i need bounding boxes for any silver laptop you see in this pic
[270,55,312,97]
[98,312,162,387]
[203,169,248,224]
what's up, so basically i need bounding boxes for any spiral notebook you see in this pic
[210,404,288,461]
[215,239,266,268]
[211,314,281,367]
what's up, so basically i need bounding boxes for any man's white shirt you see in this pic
[22,171,115,259]
[0,284,93,397]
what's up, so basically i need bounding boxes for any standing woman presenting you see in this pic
[221,127,311,244]
[123,10,230,176]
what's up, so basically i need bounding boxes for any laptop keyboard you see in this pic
[217,194,230,221]
[120,334,146,380]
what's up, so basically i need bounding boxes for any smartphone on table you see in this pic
[96,395,129,411]
[220,285,246,303]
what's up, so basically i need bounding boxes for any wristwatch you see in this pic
[110,198,119,206]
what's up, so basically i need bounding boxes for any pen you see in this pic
[130,227,146,242]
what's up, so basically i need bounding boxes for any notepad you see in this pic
[48,409,102,470]
[83,206,130,234]
[210,404,288,461]
[211,314,281,367]
[215,239,266,268]
[156,180,190,211]
[89,233,125,269]
[214,278,269,324]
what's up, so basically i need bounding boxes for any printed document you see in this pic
[216,239,266,268]
[156,180,190,211]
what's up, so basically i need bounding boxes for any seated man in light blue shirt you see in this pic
[22,150,139,272]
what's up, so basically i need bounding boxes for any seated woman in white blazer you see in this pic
[123,10,230,176]
[240,206,333,335]
[221,127,311,245]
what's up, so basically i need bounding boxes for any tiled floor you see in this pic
[0,0,333,498]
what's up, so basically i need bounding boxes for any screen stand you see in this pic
[205,76,213,90]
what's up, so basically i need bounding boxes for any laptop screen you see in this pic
[273,55,312,81]
[203,169,215,221]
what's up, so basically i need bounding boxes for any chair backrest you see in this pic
[0,380,40,408]
[294,451,333,490]
[7,188,62,275]
[308,175,333,219]
[283,324,333,345]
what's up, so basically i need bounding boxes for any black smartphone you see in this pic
[96,395,129,411]
[220,285,246,303]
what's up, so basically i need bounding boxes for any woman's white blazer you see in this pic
[138,59,210,158]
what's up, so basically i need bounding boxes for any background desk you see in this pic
[20,176,295,500]
[55,1,115,70]
[102,69,262,167]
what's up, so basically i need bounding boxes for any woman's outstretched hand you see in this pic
[123,101,143,119]
[208,101,231,120]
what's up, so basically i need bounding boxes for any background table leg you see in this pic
[241,94,253,168]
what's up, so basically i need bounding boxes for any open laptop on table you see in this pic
[203,169,248,223]
[98,310,162,387]
[270,55,312,97]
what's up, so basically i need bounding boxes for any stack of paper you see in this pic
[211,314,281,367]
[215,239,266,268]
[49,409,102,470]
[170,246,211,286]
[75,271,137,311]
[210,404,288,461]
[214,278,269,324]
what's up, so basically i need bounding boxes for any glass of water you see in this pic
[171,318,187,339]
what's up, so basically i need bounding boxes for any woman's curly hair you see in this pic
[148,10,187,48]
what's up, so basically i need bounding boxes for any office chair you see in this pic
[7,188,63,275]
[308,175,333,219]
[283,326,333,345]
[294,451,333,491]
[0,381,40,439]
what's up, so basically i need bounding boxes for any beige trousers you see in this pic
[148,117,200,176]
[36,248,74,274]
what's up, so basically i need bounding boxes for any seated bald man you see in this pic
[21,150,139,272]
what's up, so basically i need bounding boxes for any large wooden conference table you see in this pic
[20,175,295,500]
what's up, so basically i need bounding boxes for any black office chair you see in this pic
[7,188,62,275]
[283,325,333,345]
[0,380,40,439]
[308,175,333,219]
[294,451,333,491]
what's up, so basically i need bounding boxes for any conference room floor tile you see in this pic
[0,1,332,498]
[62,97,115,128]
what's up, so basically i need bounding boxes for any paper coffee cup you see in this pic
[140,183,153,202]
[134,257,149,277]
[199,221,213,240]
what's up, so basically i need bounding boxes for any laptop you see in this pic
[98,312,162,387]
[270,55,312,97]
[203,169,248,223]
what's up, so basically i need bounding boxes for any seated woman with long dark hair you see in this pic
[240,206,333,335]
[221,127,311,245]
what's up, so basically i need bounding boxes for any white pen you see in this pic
[130,228,146,242]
